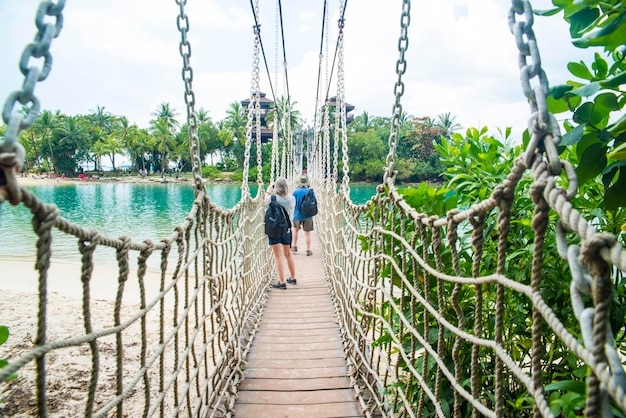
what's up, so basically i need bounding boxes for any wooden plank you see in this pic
[245,357,346,369]
[246,348,345,361]
[253,327,339,337]
[234,402,362,418]
[236,388,356,404]
[234,230,363,416]
[239,376,353,391]
[245,366,348,379]
[252,334,340,344]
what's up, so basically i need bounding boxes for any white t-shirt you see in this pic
[274,195,295,220]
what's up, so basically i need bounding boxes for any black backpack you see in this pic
[264,195,291,238]
[300,188,318,217]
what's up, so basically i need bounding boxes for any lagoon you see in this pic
[0,182,378,265]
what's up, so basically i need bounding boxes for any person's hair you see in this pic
[274,177,288,196]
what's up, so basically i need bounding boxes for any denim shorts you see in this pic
[268,230,292,246]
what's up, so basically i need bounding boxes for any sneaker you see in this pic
[286,278,297,285]
[306,250,313,256]
[271,282,287,290]
[291,246,298,253]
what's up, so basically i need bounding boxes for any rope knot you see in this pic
[581,233,616,266]
[0,152,22,205]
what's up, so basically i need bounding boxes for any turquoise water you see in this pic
[0,182,377,263]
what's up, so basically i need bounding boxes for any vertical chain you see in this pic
[271,0,280,183]
[337,7,349,196]
[285,93,292,181]
[281,116,287,178]
[323,104,331,189]
[508,0,562,176]
[243,1,261,195]
[1,0,66,204]
[175,0,203,192]
[383,0,410,185]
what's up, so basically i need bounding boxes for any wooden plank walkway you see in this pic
[234,231,363,417]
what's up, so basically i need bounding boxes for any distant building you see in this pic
[241,92,274,143]
[326,96,355,124]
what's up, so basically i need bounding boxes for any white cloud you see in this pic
[0,0,595,140]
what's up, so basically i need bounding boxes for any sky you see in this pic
[0,0,595,142]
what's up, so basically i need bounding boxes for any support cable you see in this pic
[248,0,277,103]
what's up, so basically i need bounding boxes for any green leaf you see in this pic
[573,102,594,124]
[568,61,594,80]
[0,326,8,345]
[608,143,626,161]
[560,123,586,146]
[569,82,601,97]
[545,380,586,394]
[608,113,626,135]
[575,142,607,185]
[591,53,608,78]
[594,92,620,113]
[549,84,574,100]
[533,7,563,17]
[567,7,599,39]
[600,71,626,89]
[605,167,626,211]
[573,12,626,50]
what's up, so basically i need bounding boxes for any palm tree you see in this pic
[224,101,247,146]
[32,109,58,171]
[266,96,302,136]
[351,111,372,133]
[150,118,176,172]
[91,105,114,132]
[55,115,89,175]
[90,140,108,172]
[435,112,461,139]
[151,102,180,133]
[104,137,124,172]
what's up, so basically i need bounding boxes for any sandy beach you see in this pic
[1,178,201,416]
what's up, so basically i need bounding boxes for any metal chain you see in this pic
[337,10,350,196]
[243,2,261,196]
[271,0,280,183]
[508,0,562,176]
[323,104,331,189]
[175,0,203,191]
[1,0,65,201]
[511,0,623,414]
[383,0,410,184]
[332,14,343,189]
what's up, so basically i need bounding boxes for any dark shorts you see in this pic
[268,230,292,246]
[293,218,314,231]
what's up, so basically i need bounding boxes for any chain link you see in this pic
[511,0,624,413]
[1,0,66,189]
[337,11,350,196]
[175,0,204,191]
[243,6,261,196]
[508,0,562,176]
[383,0,410,184]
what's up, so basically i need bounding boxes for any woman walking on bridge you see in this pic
[265,177,297,289]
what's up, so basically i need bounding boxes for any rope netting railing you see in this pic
[0,188,272,417]
[313,0,626,416]
[0,1,276,416]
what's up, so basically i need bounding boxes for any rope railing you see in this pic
[0,187,273,417]
[316,159,626,416]
[313,0,626,416]
[3,0,626,416]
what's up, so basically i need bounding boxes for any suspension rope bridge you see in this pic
[1,1,626,417]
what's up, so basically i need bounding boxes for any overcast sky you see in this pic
[1,0,595,141]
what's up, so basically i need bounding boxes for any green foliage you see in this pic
[398,182,457,216]
[201,165,221,179]
[435,127,517,201]
[0,326,17,380]
[544,1,626,211]
[369,121,619,413]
